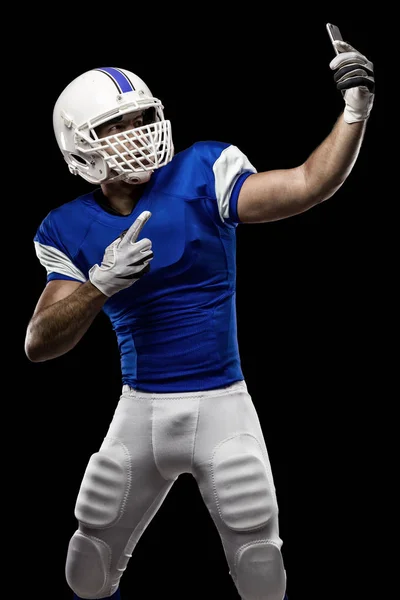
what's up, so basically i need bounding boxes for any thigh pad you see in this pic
[212,433,275,532]
[75,440,130,528]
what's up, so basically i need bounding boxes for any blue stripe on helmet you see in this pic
[96,67,135,93]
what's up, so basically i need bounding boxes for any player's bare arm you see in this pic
[24,279,107,362]
[237,116,366,223]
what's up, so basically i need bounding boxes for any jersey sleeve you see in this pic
[193,141,257,224]
[33,210,87,283]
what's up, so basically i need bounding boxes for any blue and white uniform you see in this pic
[33,141,287,600]
[34,141,256,392]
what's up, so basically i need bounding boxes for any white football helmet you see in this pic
[53,67,174,185]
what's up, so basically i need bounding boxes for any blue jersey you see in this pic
[33,141,257,392]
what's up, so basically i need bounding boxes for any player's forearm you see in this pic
[302,113,367,204]
[25,281,107,362]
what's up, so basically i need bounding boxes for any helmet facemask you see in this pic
[69,99,173,184]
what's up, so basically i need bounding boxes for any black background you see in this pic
[14,9,386,600]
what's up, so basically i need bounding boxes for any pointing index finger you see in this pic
[126,210,152,243]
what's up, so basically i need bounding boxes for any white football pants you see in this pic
[65,380,287,599]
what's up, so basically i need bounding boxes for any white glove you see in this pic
[330,40,375,124]
[89,210,153,297]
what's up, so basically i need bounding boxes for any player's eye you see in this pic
[109,124,125,132]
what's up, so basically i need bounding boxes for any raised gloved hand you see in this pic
[89,210,153,297]
[330,40,375,124]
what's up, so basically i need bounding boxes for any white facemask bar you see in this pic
[84,120,173,174]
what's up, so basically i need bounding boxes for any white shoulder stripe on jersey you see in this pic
[34,242,87,283]
[213,145,257,222]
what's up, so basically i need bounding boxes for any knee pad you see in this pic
[235,541,286,600]
[66,441,130,598]
[75,441,130,528]
[212,433,277,531]
[66,530,112,599]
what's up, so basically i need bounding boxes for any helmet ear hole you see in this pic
[71,153,88,165]
[66,151,109,184]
